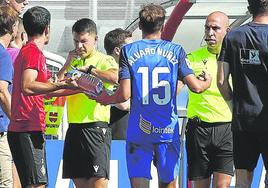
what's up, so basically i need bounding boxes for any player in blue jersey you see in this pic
[96,4,211,188]
[218,0,268,187]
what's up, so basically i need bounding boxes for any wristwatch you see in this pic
[87,65,96,74]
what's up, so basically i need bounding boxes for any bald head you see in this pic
[207,11,229,27]
[205,11,230,54]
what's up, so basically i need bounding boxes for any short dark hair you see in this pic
[139,4,166,34]
[23,6,51,37]
[104,28,132,55]
[72,18,97,35]
[248,0,268,17]
[0,5,19,37]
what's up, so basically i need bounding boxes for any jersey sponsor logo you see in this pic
[139,115,152,134]
[152,126,174,134]
[240,49,261,65]
[93,165,99,172]
[139,115,174,134]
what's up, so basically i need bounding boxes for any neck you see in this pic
[253,14,268,24]
[0,34,12,48]
[28,36,46,51]
[9,40,22,48]
[207,47,220,55]
[142,31,162,40]
[111,54,119,64]
[84,48,96,59]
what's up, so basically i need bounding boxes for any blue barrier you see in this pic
[46,139,266,188]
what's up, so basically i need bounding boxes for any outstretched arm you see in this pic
[91,67,118,84]
[78,66,118,84]
[22,68,75,96]
[95,79,130,105]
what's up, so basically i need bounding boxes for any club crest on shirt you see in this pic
[240,49,261,65]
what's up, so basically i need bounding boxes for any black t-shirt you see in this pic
[219,22,268,131]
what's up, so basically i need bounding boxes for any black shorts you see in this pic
[186,120,234,180]
[109,106,129,140]
[233,131,268,171]
[63,122,112,179]
[7,131,48,187]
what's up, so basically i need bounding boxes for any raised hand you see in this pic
[66,49,80,63]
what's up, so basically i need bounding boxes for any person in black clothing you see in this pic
[104,28,132,140]
[217,0,268,187]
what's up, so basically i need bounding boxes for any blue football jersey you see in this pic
[119,39,193,143]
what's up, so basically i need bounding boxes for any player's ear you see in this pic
[44,25,50,36]
[114,47,121,56]
[21,31,28,45]
[12,21,18,37]
[93,35,98,46]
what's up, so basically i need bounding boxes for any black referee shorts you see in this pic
[63,122,112,179]
[186,120,234,180]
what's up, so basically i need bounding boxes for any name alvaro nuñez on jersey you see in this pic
[128,47,178,65]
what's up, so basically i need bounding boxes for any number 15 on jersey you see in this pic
[137,66,172,106]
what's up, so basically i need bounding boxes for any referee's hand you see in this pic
[94,90,111,106]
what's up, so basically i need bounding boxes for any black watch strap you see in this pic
[87,65,96,74]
